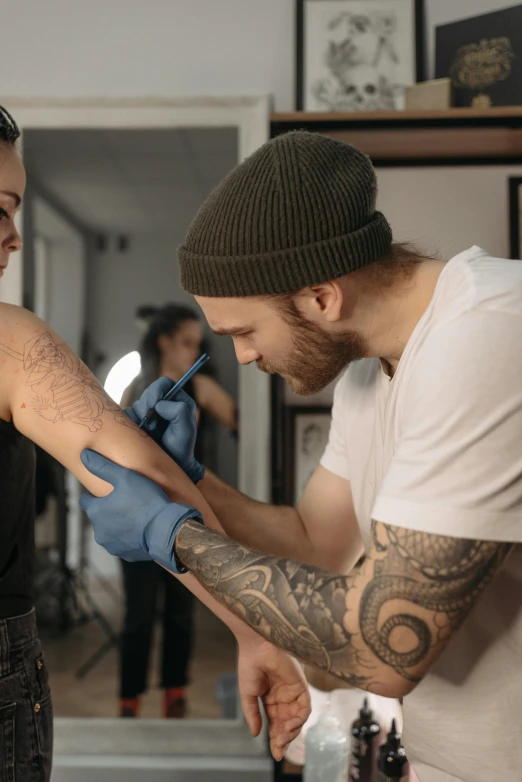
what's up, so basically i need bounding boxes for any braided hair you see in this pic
[0,105,20,145]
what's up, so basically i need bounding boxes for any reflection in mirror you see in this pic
[23,128,239,720]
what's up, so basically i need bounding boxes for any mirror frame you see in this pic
[1,96,272,780]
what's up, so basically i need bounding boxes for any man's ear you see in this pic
[300,281,344,324]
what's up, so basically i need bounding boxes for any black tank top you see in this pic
[0,419,35,618]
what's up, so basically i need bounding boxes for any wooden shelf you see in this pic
[272,107,522,123]
[270,108,522,165]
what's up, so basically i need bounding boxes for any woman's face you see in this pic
[159,319,203,375]
[0,143,25,277]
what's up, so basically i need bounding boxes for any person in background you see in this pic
[118,303,237,718]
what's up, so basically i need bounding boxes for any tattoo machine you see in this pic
[138,353,210,431]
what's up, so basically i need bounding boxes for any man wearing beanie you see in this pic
[82,132,522,782]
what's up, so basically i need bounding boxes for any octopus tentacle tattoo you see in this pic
[361,527,509,678]
[0,332,142,434]
[176,519,511,689]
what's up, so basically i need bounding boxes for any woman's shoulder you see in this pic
[0,302,38,327]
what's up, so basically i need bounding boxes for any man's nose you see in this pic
[233,338,260,366]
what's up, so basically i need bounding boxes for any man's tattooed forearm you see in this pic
[0,332,144,434]
[176,520,372,687]
[176,519,512,688]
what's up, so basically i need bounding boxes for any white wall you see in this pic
[5,0,294,110]
[32,196,86,352]
[376,164,522,260]
[30,194,88,571]
[3,0,516,111]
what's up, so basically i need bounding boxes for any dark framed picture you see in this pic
[289,407,332,503]
[509,177,522,260]
[435,5,522,109]
[295,0,425,111]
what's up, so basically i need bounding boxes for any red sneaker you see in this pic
[120,698,140,718]
[164,688,187,718]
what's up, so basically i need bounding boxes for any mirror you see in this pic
[22,126,241,721]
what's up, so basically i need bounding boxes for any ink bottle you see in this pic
[377,719,409,782]
[349,697,381,781]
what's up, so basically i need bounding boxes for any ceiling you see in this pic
[23,127,238,234]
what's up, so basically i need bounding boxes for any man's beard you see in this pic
[258,311,367,396]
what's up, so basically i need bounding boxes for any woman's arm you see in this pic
[120,381,135,410]
[193,374,237,431]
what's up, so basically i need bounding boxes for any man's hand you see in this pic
[238,638,311,761]
[125,377,205,484]
[79,450,202,573]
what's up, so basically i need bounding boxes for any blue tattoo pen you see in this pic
[138,353,210,430]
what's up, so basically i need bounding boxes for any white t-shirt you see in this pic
[321,247,522,782]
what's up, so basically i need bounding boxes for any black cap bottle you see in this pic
[349,697,381,782]
[377,719,409,782]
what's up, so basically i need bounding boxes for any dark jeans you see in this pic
[0,608,53,781]
[120,560,195,699]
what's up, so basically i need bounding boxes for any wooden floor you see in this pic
[40,578,238,720]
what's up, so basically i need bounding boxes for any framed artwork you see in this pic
[509,177,522,260]
[290,407,332,503]
[295,0,425,111]
[435,5,522,109]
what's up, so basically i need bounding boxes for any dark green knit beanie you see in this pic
[179,131,392,297]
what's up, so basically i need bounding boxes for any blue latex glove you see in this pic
[125,377,205,485]
[79,449,203,574]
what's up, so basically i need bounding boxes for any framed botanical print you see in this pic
[509,177,522,260]
[295,0,425,111]
[435,5,522,109]
[290,407,332,503]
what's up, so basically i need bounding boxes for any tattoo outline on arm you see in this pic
[0,332,144,434]
[176,519,511,691]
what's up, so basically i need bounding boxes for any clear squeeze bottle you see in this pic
[303,698,349,782]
